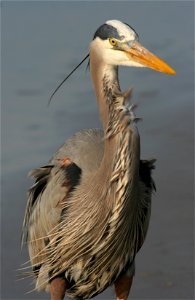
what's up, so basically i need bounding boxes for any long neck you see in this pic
[90,51,140,210]
[90,58,120,177]
[90,57,120,131]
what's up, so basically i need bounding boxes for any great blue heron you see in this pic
[22,20,175,300]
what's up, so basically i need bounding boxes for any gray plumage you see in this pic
[22,88,155,298]
[21,19,177,300]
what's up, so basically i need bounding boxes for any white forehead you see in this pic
[106,19,136,41]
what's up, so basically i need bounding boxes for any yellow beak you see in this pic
[125,41,176,75]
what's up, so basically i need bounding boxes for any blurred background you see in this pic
[1,1,194,299]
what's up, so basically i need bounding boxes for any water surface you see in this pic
[1,2,194,299]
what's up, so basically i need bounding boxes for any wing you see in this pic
[21,165,53,246]
[21,161,81,279]
[139,159,156,192]
[137,158,156,251]
[21,129,103,286]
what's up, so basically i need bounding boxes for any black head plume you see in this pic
[48,53,89,105]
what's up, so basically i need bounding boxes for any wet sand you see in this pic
[1,2,194,299]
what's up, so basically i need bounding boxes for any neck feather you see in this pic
[90,59,120,131]
[90,54,140,207]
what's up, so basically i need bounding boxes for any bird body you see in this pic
[22,20,175,299]
[24,125,154,298]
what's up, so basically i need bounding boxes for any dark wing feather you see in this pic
[135,158,156,252]
[139,159,156,191]
[21,165,54,247]
[21,163,82,247]
[21,161,82,286]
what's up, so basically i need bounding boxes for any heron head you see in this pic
[90,20,176,74]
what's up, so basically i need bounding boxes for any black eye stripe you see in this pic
[93,22,139,42]
[93,24,121,40]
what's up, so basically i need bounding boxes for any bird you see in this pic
[21,19,176,300]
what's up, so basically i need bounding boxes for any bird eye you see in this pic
[109,38,117,46]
